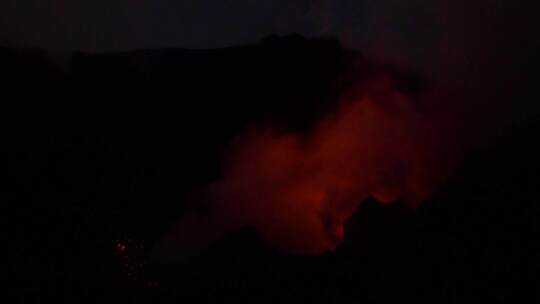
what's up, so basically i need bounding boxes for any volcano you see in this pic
[4,34,539,303]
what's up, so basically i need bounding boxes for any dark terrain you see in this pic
[3,35,539,302]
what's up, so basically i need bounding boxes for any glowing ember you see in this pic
[112,237,157,288]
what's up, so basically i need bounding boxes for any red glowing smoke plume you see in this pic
[174,74,457,255]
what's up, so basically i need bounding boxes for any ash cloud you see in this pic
[169,0,538,255]
[172,71,459,254]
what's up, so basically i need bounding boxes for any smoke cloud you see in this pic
[168,0,537,255]
[172,72,458,254]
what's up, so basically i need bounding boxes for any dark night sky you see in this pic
[0,0,537,116]
[2,0,537,82]
[0,0,444,53]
